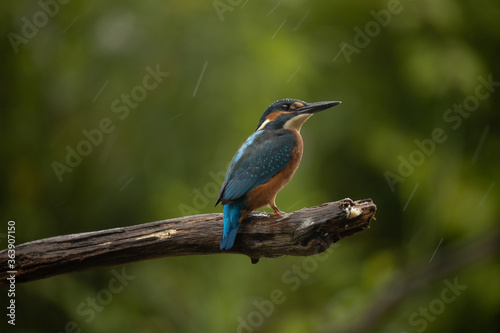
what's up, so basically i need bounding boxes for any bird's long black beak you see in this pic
[297,101,342,114]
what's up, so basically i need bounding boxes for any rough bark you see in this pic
[0,198,376,288]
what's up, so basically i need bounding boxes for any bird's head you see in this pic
[256,98,341,132]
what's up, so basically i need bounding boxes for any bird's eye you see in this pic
[282,104,290,111]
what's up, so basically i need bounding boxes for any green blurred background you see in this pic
[1,0,499,332]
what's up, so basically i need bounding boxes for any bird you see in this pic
[215,98,341,250]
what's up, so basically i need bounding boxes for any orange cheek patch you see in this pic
[292,102,304,109]
[266,111,285,121]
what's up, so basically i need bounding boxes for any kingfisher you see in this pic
[215,98,341,250]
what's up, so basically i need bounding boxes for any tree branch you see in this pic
[0,198,376,288]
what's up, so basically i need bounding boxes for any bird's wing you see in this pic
[216,129,297,205]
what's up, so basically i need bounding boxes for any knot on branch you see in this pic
[236,198,376,262]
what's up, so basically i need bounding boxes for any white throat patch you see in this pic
[283,114,312,131]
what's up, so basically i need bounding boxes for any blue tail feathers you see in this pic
[220,201,245,250]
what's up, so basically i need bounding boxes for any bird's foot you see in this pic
[270,205,284,216]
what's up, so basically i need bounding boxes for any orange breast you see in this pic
[244,129,303,212]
